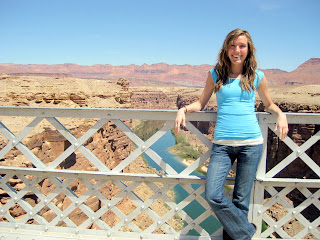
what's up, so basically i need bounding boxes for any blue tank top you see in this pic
[210,69,264,140]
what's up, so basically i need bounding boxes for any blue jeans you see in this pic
[205,143,263,240]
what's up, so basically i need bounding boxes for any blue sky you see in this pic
[0,0,319,72]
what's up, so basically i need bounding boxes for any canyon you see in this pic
[0,71,319,237]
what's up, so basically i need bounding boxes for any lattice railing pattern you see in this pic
[0,107,220,240]
[251,113,320,240]
[262,184,319,239]
[0,168,222,239]
[0,107,319,240]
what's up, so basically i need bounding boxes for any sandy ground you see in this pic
[1,74,319,138]
[1,74,319,108]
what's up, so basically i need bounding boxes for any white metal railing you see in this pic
[0,106,319,240]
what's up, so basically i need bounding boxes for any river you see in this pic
[143,130,221,235]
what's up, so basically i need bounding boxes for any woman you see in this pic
[174,29,288,240]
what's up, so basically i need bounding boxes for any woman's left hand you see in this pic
[274,113,288,140]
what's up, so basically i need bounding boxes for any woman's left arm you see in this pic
[257,76,289,140]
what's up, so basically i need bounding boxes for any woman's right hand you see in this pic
[174,108,186,134]
[174,71,214,135]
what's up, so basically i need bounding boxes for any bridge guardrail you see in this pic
[0,107,319,240]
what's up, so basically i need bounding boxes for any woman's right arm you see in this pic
[174,71,214,134]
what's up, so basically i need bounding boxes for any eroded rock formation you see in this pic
[0,74,319,235]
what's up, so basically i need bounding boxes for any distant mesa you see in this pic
[0,58,319,86]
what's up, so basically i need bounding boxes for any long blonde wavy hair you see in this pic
[214,29,257,93]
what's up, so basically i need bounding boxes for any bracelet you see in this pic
[184,106,188,113]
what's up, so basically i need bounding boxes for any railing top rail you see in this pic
[0,106,213,121]
[1,106,320,115]
[0,106,319,121]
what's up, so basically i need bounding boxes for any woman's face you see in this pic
[227,35,248,66]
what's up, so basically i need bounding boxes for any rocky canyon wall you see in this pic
[0,74,319,232]
[1,74,319,180]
